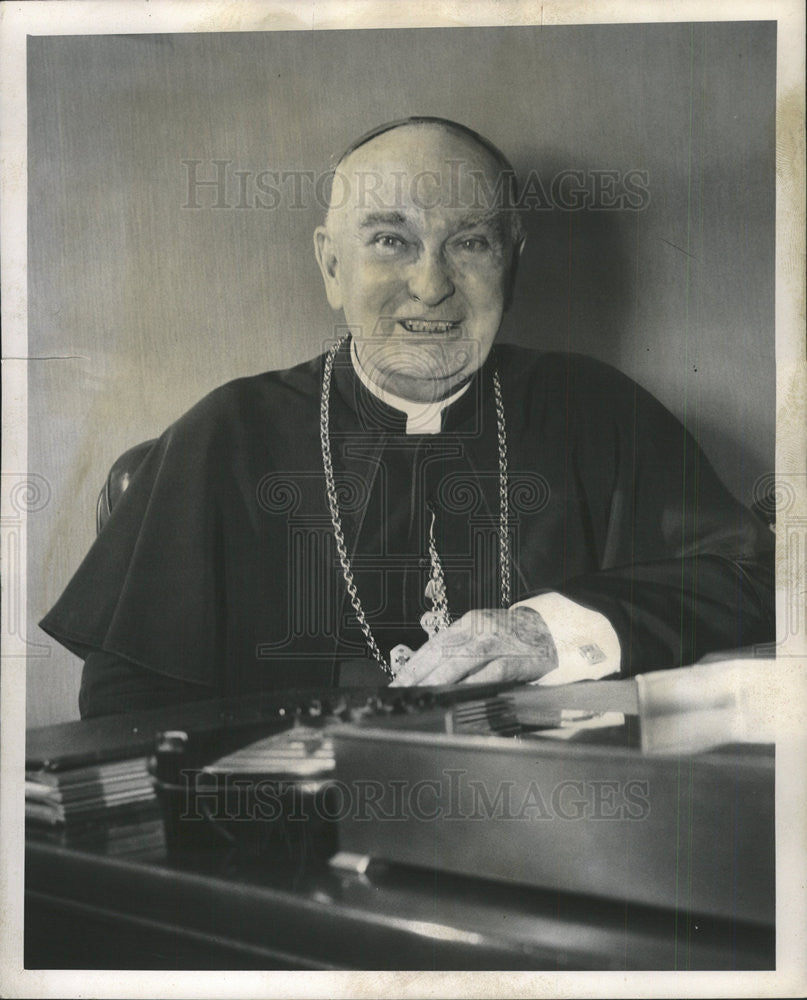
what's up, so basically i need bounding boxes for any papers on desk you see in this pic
[27,802,166,856]
[500,660,782,754]
[25,756,156,826]
[521,709,627,740]
[636,657,780,754]
[201,724,335,780]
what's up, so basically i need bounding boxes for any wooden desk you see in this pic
[26,820,773,970]
[24,689,775,971]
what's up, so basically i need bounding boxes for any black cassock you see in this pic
[40,338,775,716]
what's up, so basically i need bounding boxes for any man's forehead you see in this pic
[336,125,502,185]
[330,125,510,219]
[354,208,506,232]
[335,123,503,180]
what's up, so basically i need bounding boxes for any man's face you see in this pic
[315,125,522,402]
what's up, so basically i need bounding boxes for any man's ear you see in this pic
[314,226,343,310]
[503,234,526,312]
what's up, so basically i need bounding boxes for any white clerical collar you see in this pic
[350,339,471,434]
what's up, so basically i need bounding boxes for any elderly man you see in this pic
[40,117,774,716]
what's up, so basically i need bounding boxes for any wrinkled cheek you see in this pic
[352,279,409,336]
[463,270,506,315]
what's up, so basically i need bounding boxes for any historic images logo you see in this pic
[180,770,652,824]
[181,159,651,213]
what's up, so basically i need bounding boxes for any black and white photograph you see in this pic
[1,1,805,996]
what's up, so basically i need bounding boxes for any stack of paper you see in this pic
[202,724,335,779]
[26,756,157,826]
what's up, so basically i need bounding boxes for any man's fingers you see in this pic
[458,651,559,686]
[391,625,493,686]
[457,658,510,685]
[393,634,513,687]
[389,655,437,687]
[389,637,446,686]
[389,617,474,686]
[391,639,471,686]
[388,609,546,687]
[405,646,494,687]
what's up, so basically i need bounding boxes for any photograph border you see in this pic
[2,1,804,997]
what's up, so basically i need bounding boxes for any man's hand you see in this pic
[389,606,559,687]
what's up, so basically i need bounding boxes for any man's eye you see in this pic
[456,236,490,252]
[372,234,407,252]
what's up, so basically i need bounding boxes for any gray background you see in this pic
[27,23,776,726]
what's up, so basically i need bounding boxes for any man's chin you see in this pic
[354,336,486,401]
[374,366,471,403]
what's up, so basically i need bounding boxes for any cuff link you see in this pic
[578,643,606,665]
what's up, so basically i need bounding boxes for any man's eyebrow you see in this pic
[453,211,505,231]
[358,212,409,228]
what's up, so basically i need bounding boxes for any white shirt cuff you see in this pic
[512,591,621,685]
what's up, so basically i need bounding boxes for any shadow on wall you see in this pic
[501,152,634,360]
[498,151,774,508]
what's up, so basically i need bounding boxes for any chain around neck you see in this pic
[320,335,510,677]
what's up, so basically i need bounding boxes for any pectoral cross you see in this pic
[390,509,452,672]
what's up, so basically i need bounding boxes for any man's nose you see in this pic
[406,249,455,306]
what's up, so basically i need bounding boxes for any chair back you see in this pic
[96,440,156,534]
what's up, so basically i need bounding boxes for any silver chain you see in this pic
[320,335,510,676]
[425,508,452,631]
[493,365,511,606]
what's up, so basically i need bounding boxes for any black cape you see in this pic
[40,340,775,704]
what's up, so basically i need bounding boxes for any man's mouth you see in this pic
[398,319,460,334]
